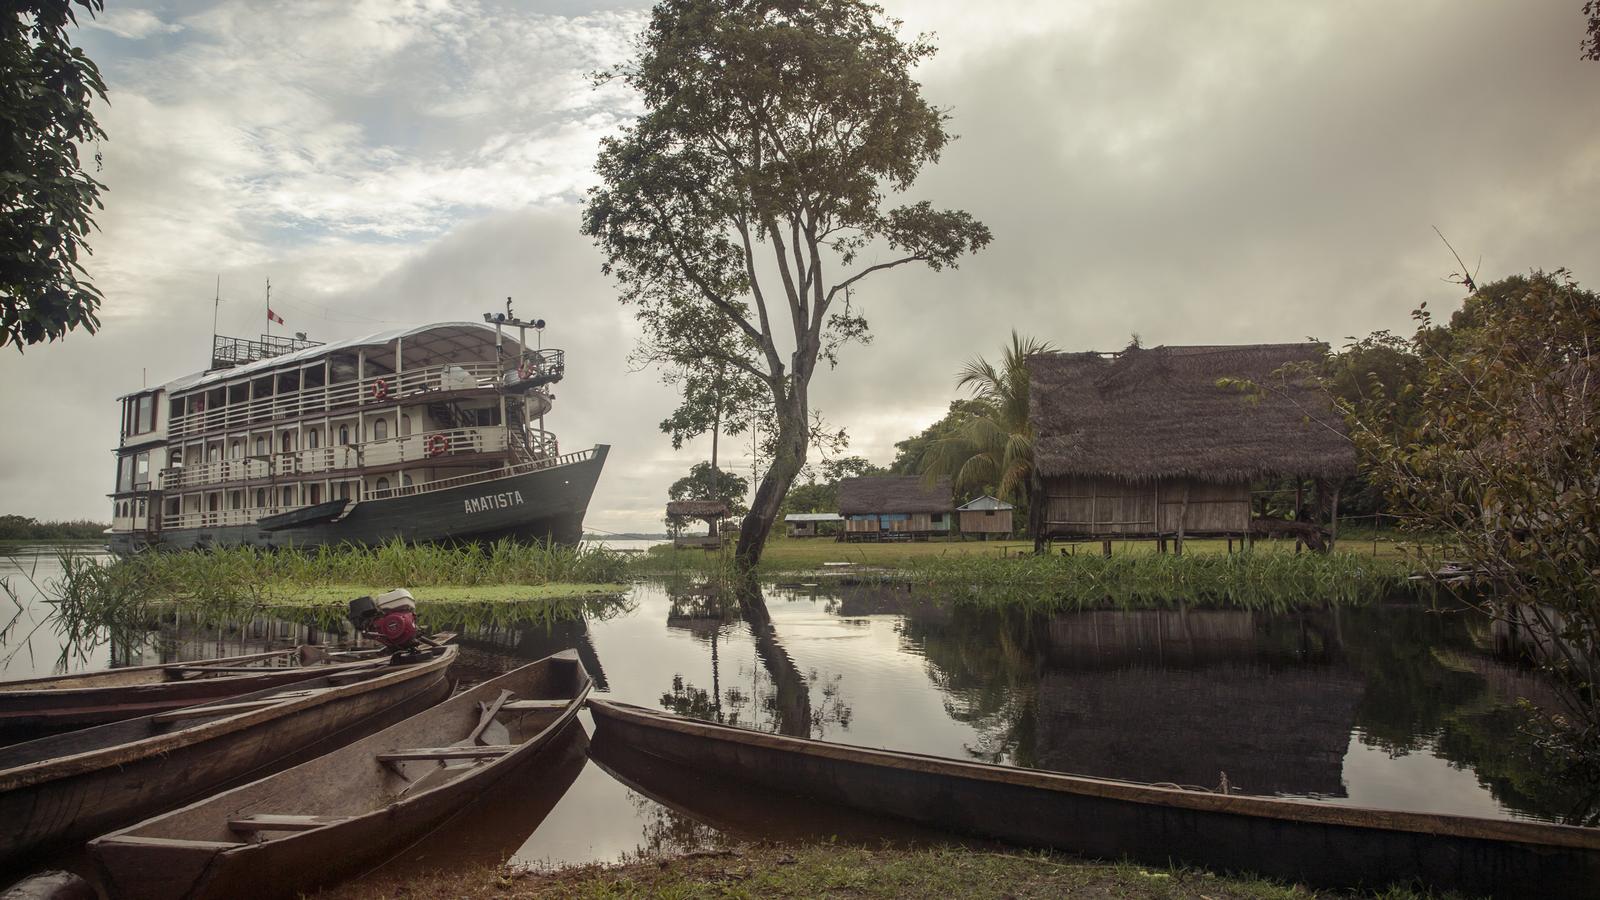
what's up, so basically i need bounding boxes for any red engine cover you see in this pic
[367,610,419,649]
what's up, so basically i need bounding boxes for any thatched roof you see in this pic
[837,476,953,515]
[666,500,728,519]
[1029,344,1356,482]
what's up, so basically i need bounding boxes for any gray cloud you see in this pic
[2,0,1596,532]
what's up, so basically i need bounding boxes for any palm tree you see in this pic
[922,331,1055,505]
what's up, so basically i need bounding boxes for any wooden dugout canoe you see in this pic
[588,699,1600,898]
[0,645,456,869]
[92,649,590,900]
[0,636,453,740]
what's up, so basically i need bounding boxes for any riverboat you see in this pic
[108,315,608,554]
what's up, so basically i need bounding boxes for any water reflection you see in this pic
[2,556,1594,864]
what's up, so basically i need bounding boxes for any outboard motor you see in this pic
[347,589,438,658]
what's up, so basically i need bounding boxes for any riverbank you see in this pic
[322,843,1365,900]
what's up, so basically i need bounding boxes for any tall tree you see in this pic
[921,331,1052,507]
[1,0,107,350]
[668,460,751,518]
[584,0,990,570]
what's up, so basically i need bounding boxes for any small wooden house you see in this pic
[1028,344,1357,550]
[667,499,729,549]
[784,512,843,538]
[957,495,1015,538]
[837,476,953,541]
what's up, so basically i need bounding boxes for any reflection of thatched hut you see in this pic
[837,476,953,541]
[1028,344,1356,550]
[667,499,730,548]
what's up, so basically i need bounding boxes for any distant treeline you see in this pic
[0,515,107,541]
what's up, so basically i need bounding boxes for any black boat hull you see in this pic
[110,445,607,554]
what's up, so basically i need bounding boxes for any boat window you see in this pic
[373,418,388,441]
[281,432,295,453]
[303,364,326,388]
[375,477,390,494]
[255,436,266,456]
[402,473,414,487]
[255,488,266,508]
[136,394,155,433]
[338,482,350,501]
[135,453,149,486]
[207,445,220,462]
[282,486,294,507]
[308,428,321,449]
[208,494,220,511]
[339,425,350,445]
[229,442,241,459]
[229,491,242,510]
[309,484,322,504]
[400,415,412,437]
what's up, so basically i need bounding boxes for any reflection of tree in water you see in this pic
[621,787,732,860]
[658,582,852,738]
[894,598,1043,767]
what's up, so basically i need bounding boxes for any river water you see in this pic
[1,543,1592,879]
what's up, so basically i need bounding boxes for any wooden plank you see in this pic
[227,814,351,832]
[376,745,516,763]
[150,697,286,723]
[501,700,568,711]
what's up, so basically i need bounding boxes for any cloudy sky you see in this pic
[2,0,1597,532]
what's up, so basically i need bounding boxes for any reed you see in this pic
[879,550,1416,611]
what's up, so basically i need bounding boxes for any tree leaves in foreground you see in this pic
[1,0,107,350]
[583,0,990,570]
[1347,270,1600,762]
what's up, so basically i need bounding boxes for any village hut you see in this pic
[956,495,1016,539]
[784,512,843,538]
[836,476,954,541]
[666,499,730,549]
[1028,344,1357,551]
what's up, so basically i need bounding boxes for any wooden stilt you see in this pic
[1101,539,1112,558]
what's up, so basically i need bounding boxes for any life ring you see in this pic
[426,433,449,457]
[372,379,389,400]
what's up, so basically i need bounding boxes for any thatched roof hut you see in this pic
[837,476,952,515]
[1027,344,1356,545]
[1030,344,1355,483]
[666,500,730,519]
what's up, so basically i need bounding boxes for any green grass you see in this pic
[320,843,1435,899]
[274,583,627,604]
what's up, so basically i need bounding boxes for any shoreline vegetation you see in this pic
[319,843,1410,900]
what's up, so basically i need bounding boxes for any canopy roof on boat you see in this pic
[147,323,525,398]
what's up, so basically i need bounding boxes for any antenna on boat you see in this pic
[211,275,222,352]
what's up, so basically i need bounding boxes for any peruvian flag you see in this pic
[267,308,285,325]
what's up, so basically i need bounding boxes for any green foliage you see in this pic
[0,514,106,540]
[667,461,751,517]
[1,1,107,349]
[889,399,988,476]
[1347,270,1600,758]
[915,332,1052,533]
[883,550,1414,612]
[582,0,990,567]
[779,455,885,516]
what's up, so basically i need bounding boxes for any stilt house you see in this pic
[1027,344,1356,550]
[956,495,1015,538]
[837,476,954,541]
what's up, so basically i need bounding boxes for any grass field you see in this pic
[642,529,1420,572]
[324,843,1402,900]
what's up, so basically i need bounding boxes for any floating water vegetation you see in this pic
[877,551,1417,611]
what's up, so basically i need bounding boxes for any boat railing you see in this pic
[366,447,599,501]
[159,426,509,490]
[160,446,601,527]
[167,361,502,439]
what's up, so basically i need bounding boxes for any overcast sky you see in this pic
[2,0,1597,533]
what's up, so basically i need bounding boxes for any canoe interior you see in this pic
[588,700,1600,898]
[0,656,415,774]
[106,651,588,846]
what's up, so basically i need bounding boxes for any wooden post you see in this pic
[1101,539,1112,558]
[1329,482,1340,553]
[1294,480,1303,521]
[1174,483,1190,557]
[1227,536,1234,554]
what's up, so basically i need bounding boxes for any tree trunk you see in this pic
[734,391,809,570]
